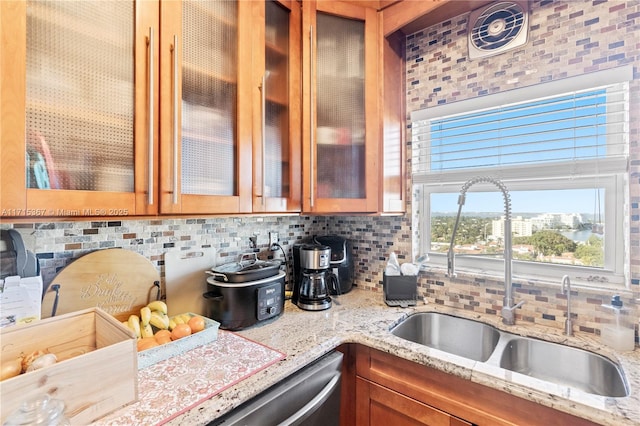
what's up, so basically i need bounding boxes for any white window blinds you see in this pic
[411,66,631,185]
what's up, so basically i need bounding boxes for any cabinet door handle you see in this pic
[309,25,315,208]
[260,73,267,206]
[172,34,179,205]
[147,27,155,205]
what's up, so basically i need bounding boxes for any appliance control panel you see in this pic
[318,253,330,269]
[256,282,283,320]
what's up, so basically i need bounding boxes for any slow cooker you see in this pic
[204,270,285,330]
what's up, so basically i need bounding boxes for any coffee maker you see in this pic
[292,244,336,311]
[314,235,354,295]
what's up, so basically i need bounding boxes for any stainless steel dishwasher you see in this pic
[210,351,343,426]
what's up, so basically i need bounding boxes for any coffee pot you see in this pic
[292,244,337,311]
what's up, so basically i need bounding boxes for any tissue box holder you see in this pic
[383,273,418,308]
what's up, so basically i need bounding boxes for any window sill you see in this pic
[423,253,628,294]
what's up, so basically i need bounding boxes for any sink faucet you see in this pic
[446,176,524,325]
[562,275,573,336]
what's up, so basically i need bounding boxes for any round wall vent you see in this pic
[468,1,529,60]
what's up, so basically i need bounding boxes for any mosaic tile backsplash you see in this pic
[6,217,331,288]
[400,0,639,344]
[1,0,638,345]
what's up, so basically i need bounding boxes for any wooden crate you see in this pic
[0,307,138,424]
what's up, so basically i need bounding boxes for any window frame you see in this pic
[411,66,632,289]
[416,173,626,288]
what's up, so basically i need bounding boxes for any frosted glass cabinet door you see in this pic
[252,0,301,213]
[1,0,156,217]
[181,0,237,197]
[159,0,252,214]
[264,1,289,199]
[25,1,134,193]
[302,1,379,214]
[315,12,365,200]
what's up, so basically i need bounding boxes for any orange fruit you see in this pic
[137,337,159,352]
[170,323,192,340]
[188,315,206,333]
[154,329,172,345]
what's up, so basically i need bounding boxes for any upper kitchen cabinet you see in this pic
[301,1,380,214]
[159,0,252,214]
[251,0,302,213]
[159,0,301,215]
[379,30,406,214]
[1,0,158,217]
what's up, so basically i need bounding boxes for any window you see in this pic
[411,66,632,287]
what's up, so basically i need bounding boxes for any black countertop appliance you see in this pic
[204,271,285,330]
[314,235,354,295]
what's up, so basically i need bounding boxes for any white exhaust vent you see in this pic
[468,1,529,60]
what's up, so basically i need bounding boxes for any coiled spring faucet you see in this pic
[446,176,524,325]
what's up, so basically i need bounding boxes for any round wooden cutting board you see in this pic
[41,248,161,322]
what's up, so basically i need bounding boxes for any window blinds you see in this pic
[411,67,631,185]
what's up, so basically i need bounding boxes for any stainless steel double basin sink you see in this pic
[390,312,629,398]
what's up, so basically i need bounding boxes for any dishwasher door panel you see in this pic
[211,351,343,426]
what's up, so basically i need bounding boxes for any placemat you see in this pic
[94,331,286,425]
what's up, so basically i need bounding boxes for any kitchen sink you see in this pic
[390,313,629,397]
[499,337,629,397]
[390,313,501,362]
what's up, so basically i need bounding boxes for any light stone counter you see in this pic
[166,288,640,426]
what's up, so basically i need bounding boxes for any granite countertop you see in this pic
[165,288,639,426]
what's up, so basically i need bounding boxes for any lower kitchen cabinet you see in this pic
[352,345,601,426]
[356,377,471,426]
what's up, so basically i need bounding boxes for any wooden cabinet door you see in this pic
[301,1,380,214]
[159,0,252,214]
[1,0,158,218]
[380,31,406,214]
[251,0,302,213]
[356,346,603,426]
[356,378,472,426]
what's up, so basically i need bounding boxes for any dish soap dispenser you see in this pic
[600,295,635,352]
